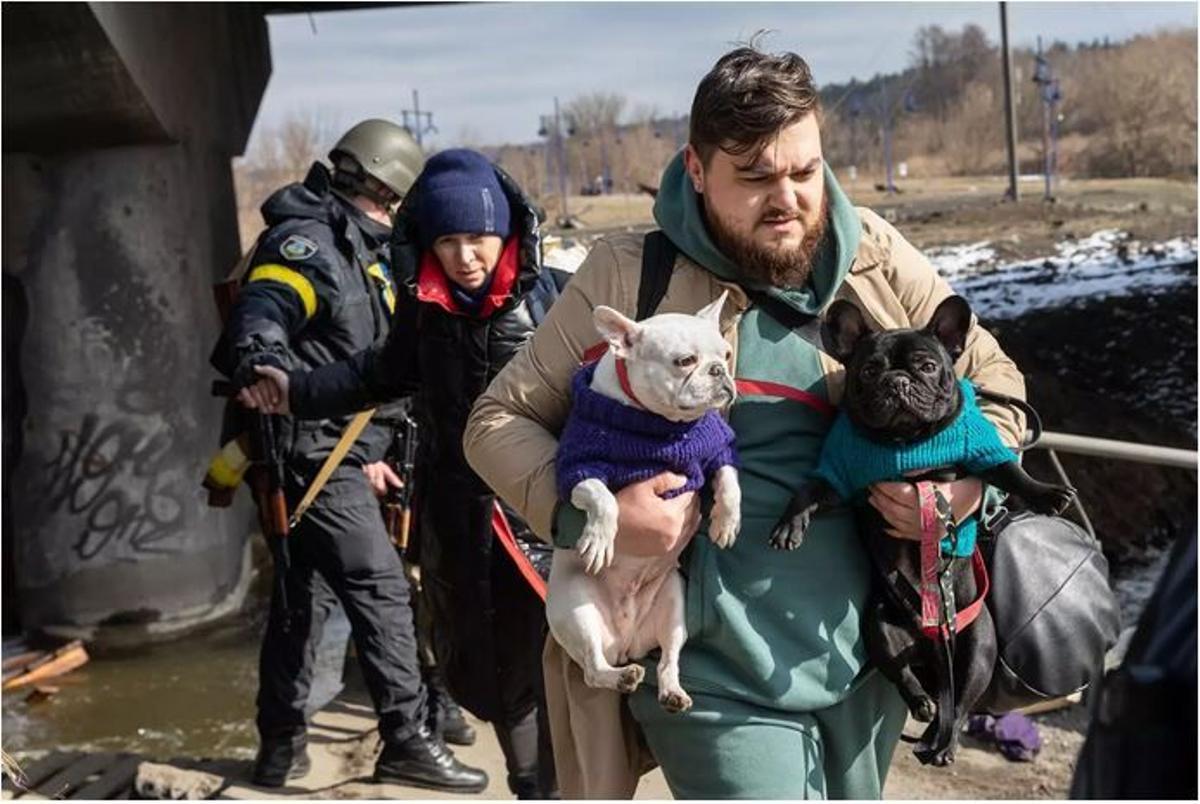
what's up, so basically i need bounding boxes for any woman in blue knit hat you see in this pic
[243,148,566,798]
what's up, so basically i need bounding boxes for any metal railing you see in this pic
[1031,430,1197,538]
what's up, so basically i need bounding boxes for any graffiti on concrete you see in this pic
[42,414,185,561]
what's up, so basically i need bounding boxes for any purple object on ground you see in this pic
[994,712,1042,761]
[965,712,1042,762]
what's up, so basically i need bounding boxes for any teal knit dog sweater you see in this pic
[815,380,1017,556]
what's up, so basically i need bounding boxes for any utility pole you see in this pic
[848,94,862,181]
[400,89,436,149]
[876,85,915,194]
[1000,2,1020,201]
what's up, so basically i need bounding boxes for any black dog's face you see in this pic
[823,296,973,443]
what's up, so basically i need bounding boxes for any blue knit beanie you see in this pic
[417,149,512,248]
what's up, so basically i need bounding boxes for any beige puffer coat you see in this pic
[464,207,1026,798]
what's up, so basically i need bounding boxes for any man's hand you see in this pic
[868,477,984,541]
[363,461,404,498]
[236,365,291,414]
[613,472,701,557]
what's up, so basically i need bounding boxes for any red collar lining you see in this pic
[615,357,646,409]
[416,236,521,317]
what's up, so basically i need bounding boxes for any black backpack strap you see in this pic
[637,230,676,321]
[637,229,823,351]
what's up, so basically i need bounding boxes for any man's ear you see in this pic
[594,306,642,358]
[683,144,706,194]
[925,295,972,362]
[822,300,871,364]
[695,290,729,326]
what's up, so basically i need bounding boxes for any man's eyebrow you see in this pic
[734,156,822,174]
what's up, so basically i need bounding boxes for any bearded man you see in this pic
[463,41,1027,798]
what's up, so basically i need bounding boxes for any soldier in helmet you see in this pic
[211,119,487,793]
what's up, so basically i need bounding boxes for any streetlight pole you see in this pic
[1032,37,1061,201]
[554,96,569,218]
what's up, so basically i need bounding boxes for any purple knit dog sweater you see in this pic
[556,362,738,500]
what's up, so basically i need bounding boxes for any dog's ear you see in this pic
[594,306,642,358]
[695,290,729,327]
[822,300,871,364]
[925,295,972,362]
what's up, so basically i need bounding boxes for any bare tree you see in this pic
[564,92,627,136]
[233,109,344,248]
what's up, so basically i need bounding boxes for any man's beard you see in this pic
[706,196,830,289]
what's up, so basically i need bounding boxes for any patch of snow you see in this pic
[544,242,590,274]
[926,231,1198,320]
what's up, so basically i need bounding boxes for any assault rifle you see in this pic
[212,378,292,627]
[380,409,419,551]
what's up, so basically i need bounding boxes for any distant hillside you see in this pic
[818,25,1196,180]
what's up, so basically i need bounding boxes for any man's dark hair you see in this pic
[689,35,821,165]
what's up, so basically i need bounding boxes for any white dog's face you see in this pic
[593,292,736,422]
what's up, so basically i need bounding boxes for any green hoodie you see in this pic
[552,153,875,712]
[648,153,873,712]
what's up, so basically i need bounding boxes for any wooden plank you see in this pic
[1014,691,1082,716]
[1,752,82,794]
[69,755,140,801]
[2,652,43,674]
[32,753,114,799]
[2,646,89,692]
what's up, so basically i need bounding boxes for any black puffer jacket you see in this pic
[290,166,562,721]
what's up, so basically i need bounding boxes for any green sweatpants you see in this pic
[628,669,908,799]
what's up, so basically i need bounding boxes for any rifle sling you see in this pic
[288,408,376,529]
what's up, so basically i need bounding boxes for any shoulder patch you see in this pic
[280,234,319,261]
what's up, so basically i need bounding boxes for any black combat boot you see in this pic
[374,724,489,793]
[251,732,311,787]
[426,678,477,746]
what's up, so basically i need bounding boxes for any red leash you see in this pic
[916,481,989,640]
[492,501,548,602]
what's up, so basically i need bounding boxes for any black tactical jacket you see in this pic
[211,162,396,469]
[290,166,564,720]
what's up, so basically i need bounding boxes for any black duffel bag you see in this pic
[974,504,1121,713]
[971,386,1122,713]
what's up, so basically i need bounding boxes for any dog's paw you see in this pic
[1028,482,1076,516]
[924,747,957,767]
[658,688,693,714]
[709,506,741,549]
[769,507,814,551]
[616,664,645,693]
[912,697,936,723]
[913,724,959,767]
[577,520,617,575]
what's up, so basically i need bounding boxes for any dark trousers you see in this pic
[486,547,558,798]
[256,470,426,745]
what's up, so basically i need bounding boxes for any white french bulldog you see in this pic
[547,292,741,713]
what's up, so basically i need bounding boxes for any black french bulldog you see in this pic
[770,294,1075,766]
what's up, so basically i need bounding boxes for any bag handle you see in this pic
[973,385,1044,452]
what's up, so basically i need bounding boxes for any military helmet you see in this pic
[329,119,424,201]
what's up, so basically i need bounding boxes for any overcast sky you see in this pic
[249,1,1197,151]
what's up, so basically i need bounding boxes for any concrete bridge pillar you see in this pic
[2,2,272,642]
